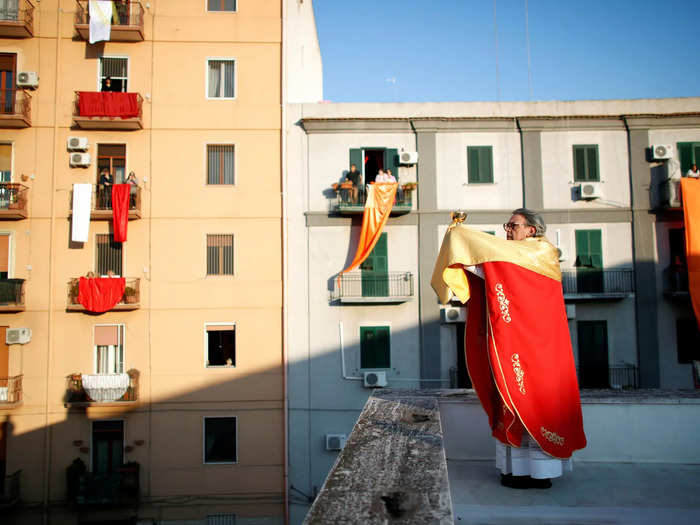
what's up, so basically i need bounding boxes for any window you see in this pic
[0,233,8,279]
[96,233,123,276]
[349,148,399,185]
[94,324,124,374]
[97,144,126,183]
[0,53,16,114]
[207,59,235,99]
[207,0,237,11]
[678,142,700,174]
[573,144,599,182]
[92,420,124,473]
[360,233,387,297]
[0,144,10,182]
[467,146,493,183]
[99,57,128,92]
[577,321,609,388]
[207,145,235,185]
[676,319,700,364]
[206,324,236,367]
[204,416,237,463]
[206,234,234,275]
[0,1,20,21]
[360,326,390,369]
[575,229,603,293]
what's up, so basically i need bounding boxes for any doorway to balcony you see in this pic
[0,53,15,114]
[577,320,609,388]
[92,420,124,473]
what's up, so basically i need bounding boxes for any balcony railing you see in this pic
[70,184,142,220]
[332,271,414,303]
[75,1,145,42]
[71,463,139,506]
[0,470,21,508]
[561,268,635,299]
[72,91,143,130]
[331,184,414,215]
[0,183,29,219]
[0,375,23,404]
[0,90,31,128]
[0,279,25,312]
[65,370,139,404]
[0,0,34,38]
[577,365,639,390]
[67,277,140,311]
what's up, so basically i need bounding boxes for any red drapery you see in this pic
[112,184,130,242]
[78,277,126,313]
[681,178,700,329]
[78,92,139,118]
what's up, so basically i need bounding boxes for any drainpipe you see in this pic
[515,117,526,207]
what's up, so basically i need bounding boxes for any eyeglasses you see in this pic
[503,222,528,231]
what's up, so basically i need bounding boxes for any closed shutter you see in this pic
[467,146,493,183]
[384,149,399,181]
[0,143,10,181]
[361,232,388,297]
[573,145,599,182]
[678,143,693,174]
[360,326,390,369]
[349,148,363,174]
[575,230,602,268]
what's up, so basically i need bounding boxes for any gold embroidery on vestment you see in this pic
[511,353,526,394]
[495,283,512,323]
[541,426,565,446]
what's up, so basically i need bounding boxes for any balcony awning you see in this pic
[82,373,129,402]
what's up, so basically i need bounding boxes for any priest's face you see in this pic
[506,214,535,241]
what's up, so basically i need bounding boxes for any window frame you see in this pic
[96,143,128,184]
[97,55,130,93]
[94,232,125,277]
[466,145,494,184]
[206,0,237,12]
[93,323,126,375]
[205,143,236,186]
[203,416,238,464]
[0,230,14,279]
[572,144,600,182]
[359,324,391,370]
[205,233,235,277]
[0,141,13,183]
[205,57,237,100]
[90,418,125,472]
[204,322,237,368]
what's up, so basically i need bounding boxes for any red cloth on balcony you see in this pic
[78,277,126,313]
[112,184,130,242]
[78,92,139,118]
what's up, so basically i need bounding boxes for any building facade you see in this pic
[285,99,700,522]
[0,1,321,524]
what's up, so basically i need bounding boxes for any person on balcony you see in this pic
[685,163,700,179]
[113,0,129,25]
[344,163,362,203]
[375,169,392,183]
[98,169,113,208]
[126,171,139,207]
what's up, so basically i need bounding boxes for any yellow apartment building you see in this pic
[0,1,321,524]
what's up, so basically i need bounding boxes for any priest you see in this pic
[432,208,586,489]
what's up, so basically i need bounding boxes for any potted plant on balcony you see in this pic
[123,286,137,304]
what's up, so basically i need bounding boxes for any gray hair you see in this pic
[511,208,546,237]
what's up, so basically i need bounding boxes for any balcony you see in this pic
[0,375,22,405]
[67,277,141,311]
[75,1,145,42]
[332,272,414,304]
[0,279,25,312]
[66,463,139,507]
[0,470,21,509]
[562,268,635,300]
[0,183,28,219]
[663,265,690,299]
[330,184,414,215]
[0,0,34,38]
[72,91,143,130]
[65,370,139,405]
[70,184,142,220]
[576,364,639,389]
[0,90,31,128]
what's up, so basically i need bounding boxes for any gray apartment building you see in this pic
[284,98,700,523]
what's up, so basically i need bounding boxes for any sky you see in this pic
[312,0,700,103]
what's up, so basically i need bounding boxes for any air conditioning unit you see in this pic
[556,246,568,262]
[565,304,576,320]
[67,137,89,151]
[579,182,603,200]
[651,144,673,160]
[6,327,31,345]
[16,71,38,89]
[69,152,91,167]
[363,371,387,388]
[441,306,466,324]
[325,433,347,451]
[399,151,419,165]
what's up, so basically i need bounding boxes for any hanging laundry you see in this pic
[89,1,113,44]
[71,183,92,243]
[78,277,126,313]
[112,184,130,242]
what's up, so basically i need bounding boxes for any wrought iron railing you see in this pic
[0,90,31,120]
[332,185,414,210]
[561,268,635,295]
[0,279,24,307]
[65,370,139,404]
[333,271,414,300]
[577,365,639,389]
[75,463,139,506]
[75,1,144,27]
[0,469,21,506]
[0,375,23,404]
[0,0,34,30]
[67,277,140,309]
[70,184,141,213]
[0,183,28,213]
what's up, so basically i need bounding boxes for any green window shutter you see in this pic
[677,142,700,174]
[573,145,599,182]
[467,146,493,183]
[587,145,599,181]
[361,233,388,296]
[575,230,602,267]
[384,149,399,181]
[349,148,363,173]
[361,326,391,369]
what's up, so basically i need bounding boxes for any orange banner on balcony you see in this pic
[112,184,130,242]
[338,183,397,278]
[78,277,126,313]
[681,178,700,328]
